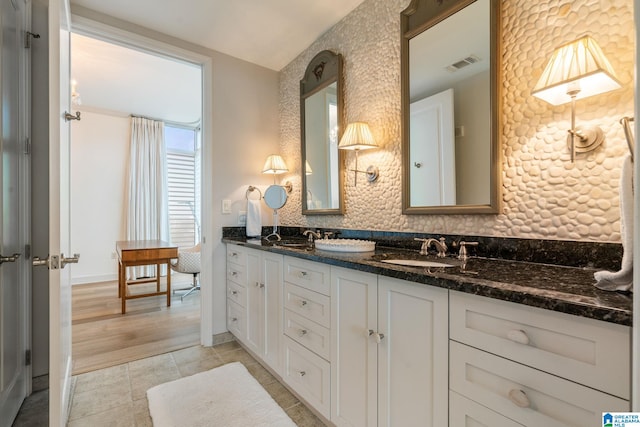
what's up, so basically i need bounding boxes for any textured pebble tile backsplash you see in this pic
[276,0,634,244]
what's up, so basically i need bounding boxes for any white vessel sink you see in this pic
[314,239,376,252]
[380,259,453,268]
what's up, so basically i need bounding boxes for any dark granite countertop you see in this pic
[222,236,632,326]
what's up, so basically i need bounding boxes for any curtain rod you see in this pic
[130,114,201,131]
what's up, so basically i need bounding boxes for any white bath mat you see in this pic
[146,362,296,427]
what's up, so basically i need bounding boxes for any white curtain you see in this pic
[125,117,169,278]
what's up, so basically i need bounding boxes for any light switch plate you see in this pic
[222,199,231,214]
[238,211,247,225]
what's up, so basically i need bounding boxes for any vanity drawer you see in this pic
[450,291,630,399]
[226,244,246,267]
[450,341,629,427]
[450,391,524,427]
[284,282,331,328]
[227,280,246,308]
[226,262,247,286]
[227,300,245,342]
[284,309,330,360]
[284,256,330,296]
[282,336,331,419]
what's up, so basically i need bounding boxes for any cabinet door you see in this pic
[245,250,263,356]
[331,266,377,427]
[377,277,448,427]
[262,251,283,371]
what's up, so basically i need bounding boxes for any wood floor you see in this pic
[71,274,200,375]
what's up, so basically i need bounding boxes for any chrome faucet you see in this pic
[414,237,448,258]
[303,229,322,242]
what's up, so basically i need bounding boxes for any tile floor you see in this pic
[14,341,327,426]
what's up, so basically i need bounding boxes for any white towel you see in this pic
[246,198,262,237]
[594,154,633,292]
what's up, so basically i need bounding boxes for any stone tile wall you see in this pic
[277,0,634,243]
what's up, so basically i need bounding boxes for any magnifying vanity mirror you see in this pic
[401,0,501,214]
[264,184,288,241]
[300,50,344,215]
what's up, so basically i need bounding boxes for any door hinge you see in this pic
[24,244,31,259]
[24,31,40,49]
[24,137,31,155]
[25,349,31,366]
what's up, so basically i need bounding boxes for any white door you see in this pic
[410,88,456,206]
[0,0,30,425]
[48,0,74,425]
[331,267,378,427]
[377,277,449,427]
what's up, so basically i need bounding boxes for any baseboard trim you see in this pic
[71,274,118,285]
[211,332,235,346]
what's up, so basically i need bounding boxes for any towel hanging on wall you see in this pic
[246,198,262,238]
[594,154,633,292]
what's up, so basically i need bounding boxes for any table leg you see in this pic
[156,263,161,292]
[167,260,172,307]
[118,260,121,298]
[121,262,127,314]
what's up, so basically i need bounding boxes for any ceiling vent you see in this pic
[446,54,481,73]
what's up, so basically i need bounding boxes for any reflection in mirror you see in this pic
[301,50,344,215]
[401,0,500,214]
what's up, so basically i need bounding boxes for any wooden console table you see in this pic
[116,240,178,314]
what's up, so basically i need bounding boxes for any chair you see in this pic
[170,244,201,300]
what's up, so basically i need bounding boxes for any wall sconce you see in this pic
[262,154,292,193]
[532,35,621,162]
[338,122,379,186]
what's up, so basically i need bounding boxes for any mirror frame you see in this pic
[401,0,501,214]
[300,50,345,215]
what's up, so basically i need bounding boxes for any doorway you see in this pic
[68,31,204,374]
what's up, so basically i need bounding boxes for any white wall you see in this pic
[70,111,129,284]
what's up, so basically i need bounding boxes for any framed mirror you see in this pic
[301,50,344,215]
[401,0,501,214]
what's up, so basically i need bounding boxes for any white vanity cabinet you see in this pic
[449,291,631,426]
[226,244,283,373]
[281,256,332,419]
[331,267,448,427]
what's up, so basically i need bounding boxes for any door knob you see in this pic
[32,256,49,267]
[0,253,21,265]
[60,253,80,268]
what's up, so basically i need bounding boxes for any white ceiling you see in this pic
[70,0,367,71]
[69,0,367,122]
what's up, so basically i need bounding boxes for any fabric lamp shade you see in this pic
[532,35,621,105]
[262,154,289,174]
[338,122,377,151]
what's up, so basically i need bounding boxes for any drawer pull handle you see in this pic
[231,317,238,322]
[297,271,308,278]
[367,329,375,337]
[231,271,238,277]
[230,290,238,296]
[255,282,265,288]
[508,389,530,408]
[298,329,308,337]
[299,371,306,377]
[507,329,530,345]
[300,300,308,307]
[375,332,385,344]
[231,252,238,257]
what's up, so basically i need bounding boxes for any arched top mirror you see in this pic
[401,0,501,214]
[300,50,344,215]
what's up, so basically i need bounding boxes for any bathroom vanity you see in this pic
[223,237,631,427]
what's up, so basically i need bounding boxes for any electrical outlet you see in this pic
[238,211,247,225]
[222,199,232,214]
